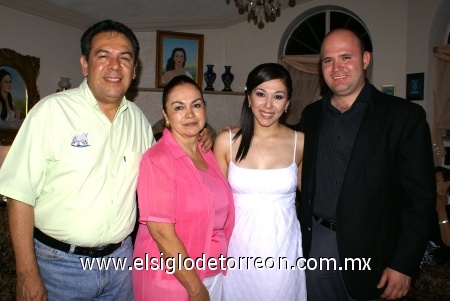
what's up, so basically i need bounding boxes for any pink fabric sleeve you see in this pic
[137,152,176,224]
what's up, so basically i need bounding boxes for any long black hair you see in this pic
[0,69,14,121]
[165,48,187,72]
[234,63,293,162]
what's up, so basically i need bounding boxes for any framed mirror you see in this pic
[0,48,40,145]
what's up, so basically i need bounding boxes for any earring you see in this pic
[165,119,170,128]
[284,109,287,113]
[248,103,251,108]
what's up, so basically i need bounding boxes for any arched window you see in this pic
[279,6,372,56]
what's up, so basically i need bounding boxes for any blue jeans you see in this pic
[35,236,134,301]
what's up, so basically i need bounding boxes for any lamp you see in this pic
[57,77,71,92]
[236,0,282,25]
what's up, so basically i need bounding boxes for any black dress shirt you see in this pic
[313,81,373,221]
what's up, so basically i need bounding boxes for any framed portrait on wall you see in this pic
[156,31,204,89]
[0,48,40,145]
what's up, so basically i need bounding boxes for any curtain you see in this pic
[279,54,373,126]
[432,44,450,165]
[279,55,322,126]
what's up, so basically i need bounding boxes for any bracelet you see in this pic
[439,220,449,225]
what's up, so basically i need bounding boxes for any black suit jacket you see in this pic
[298,84,436,300]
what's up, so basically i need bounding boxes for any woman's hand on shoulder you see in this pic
[198,127,213,153]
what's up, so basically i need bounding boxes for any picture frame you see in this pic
[0,48,40,145]
[381,85,395,96]
[156,31,204,89]
[406,72,424,101]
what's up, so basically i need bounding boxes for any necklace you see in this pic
[253,128,279,160]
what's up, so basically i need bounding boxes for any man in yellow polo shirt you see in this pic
[0,20,211,300]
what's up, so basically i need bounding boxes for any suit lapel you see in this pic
[338,91,386,201]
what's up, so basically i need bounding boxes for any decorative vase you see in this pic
[57,77,71,91]
[221,66,234,92]
[203,65,216,91]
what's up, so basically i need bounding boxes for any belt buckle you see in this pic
[88,244,109,258]
[329,222,337,231]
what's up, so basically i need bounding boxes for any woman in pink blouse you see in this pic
[133,75,235,301]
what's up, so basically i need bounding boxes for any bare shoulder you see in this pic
[279,125,303,140]
[295,130,305,145]
[282,126,304,164]
[214,130,230,149]
[214,127,238,152]
[278,125,303,149]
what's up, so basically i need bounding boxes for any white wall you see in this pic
[0,5,83,98]
[1,0,447,132]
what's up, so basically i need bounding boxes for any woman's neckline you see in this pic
[230,161,296,171]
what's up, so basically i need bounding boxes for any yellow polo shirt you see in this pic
[0,79,154,246]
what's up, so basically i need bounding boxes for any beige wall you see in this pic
[1,0,448,132]
[0,5,83,97]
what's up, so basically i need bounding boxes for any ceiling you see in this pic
[0,0,303,31]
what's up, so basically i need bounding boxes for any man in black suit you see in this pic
[298,28,436,300]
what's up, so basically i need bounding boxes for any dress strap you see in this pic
[293,131,297,163]
[229,129,233,163]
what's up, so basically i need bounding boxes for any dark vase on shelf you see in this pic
[203,65,216,91]
[221,66,234,92]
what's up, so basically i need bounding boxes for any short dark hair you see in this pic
[436,166,450,182]
[80,19,140,63]
[234,63,293,162]
[162,75,204,112]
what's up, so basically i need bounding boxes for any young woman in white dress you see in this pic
[213,63,307,301]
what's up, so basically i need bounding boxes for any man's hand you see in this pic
[199,127,213,153]
[16,272,47,301]
[377,267,411,300]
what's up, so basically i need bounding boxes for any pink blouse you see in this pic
[133,128,235,301]
[198,166,229,277]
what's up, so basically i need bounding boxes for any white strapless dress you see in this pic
[222,157,307,300]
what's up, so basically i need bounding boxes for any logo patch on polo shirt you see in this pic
[71,133,90,147]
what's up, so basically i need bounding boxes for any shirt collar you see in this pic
[80,78,128,113]
[161,128,194,160]
[323,78,373,112]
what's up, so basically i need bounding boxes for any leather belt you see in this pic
[34,227,123,258]
[314,215,337,232]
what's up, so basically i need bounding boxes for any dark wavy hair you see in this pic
[162,75,204,112]
[0,69,14,121]
[165,48,187,72]
[234,63,293,162]
[80,19,140,63]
